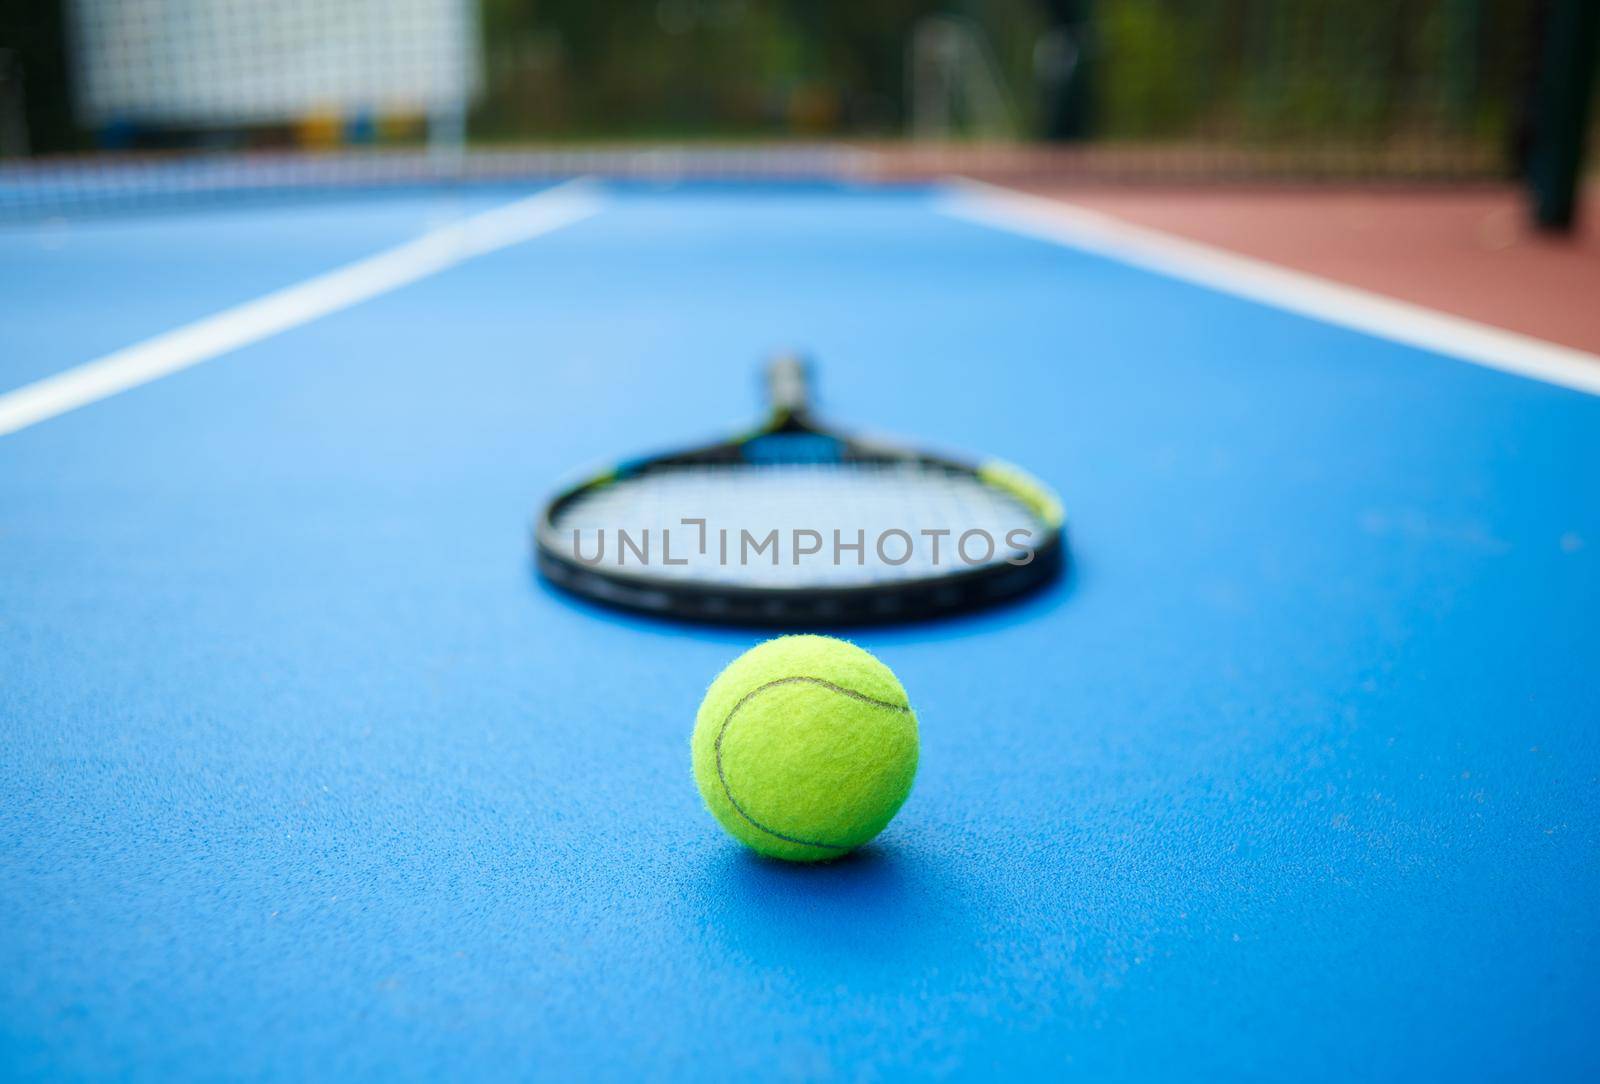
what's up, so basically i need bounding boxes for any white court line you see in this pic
[0,179,605,437]
[938,177,1600,398]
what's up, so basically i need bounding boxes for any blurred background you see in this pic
[1,1,1594,227]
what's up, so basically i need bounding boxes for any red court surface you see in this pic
[998,183,1600,356]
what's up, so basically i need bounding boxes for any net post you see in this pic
[1527,0,1599,232]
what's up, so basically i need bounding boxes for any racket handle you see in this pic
[766,354,813,420]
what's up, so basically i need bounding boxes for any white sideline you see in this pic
[938,177,1600,398]
[0,179,604,437]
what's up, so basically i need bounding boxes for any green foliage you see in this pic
[471,0,1537,154]
[476,0,947,138]
[1092,0,1533,146]
[8,0,1552,173]
[1097,0,1205,137]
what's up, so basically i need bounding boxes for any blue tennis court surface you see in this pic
[2,184,1597,1080]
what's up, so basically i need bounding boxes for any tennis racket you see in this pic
[535,356,1066,625]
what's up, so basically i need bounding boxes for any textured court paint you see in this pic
[941,179,1600,397]
[0,183,601,435]
[1,186,1597,1081]
[0,189,542,393]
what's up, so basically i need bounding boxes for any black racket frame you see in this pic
[534,358,1066,626]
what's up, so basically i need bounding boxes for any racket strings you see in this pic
[546,461,1043,587]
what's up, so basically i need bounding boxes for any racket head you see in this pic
[534,361,1066,626]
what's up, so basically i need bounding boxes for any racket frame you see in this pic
[533,359,1066,625]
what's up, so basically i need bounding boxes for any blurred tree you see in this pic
[7,0,1564,180]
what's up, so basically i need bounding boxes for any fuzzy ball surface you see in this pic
[691,635,920,862]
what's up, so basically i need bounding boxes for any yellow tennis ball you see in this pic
[691,635,919,861]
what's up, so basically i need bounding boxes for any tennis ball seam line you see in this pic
[713,676,911,853]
